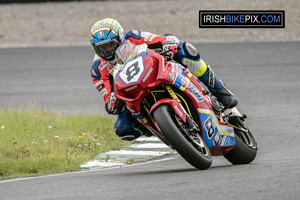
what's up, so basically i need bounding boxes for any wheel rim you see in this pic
[174,114,211,158]
[231,117,258,150]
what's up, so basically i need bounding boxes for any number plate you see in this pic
[119,56,144,84]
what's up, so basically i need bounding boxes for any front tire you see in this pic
[153,105,212,170]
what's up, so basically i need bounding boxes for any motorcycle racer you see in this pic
[90,18,238,141]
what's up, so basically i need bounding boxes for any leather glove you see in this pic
[107,92,124,115]
[162,43,178,60]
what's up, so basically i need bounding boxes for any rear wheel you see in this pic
[153,105,212,170]
[224,117,258,165]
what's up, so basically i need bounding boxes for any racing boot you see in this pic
[172,41,238,109]
[198,65,238,109]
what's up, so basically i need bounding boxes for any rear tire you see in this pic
[224,118,257,165]
[153,105,212,170]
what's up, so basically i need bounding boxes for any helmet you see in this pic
[90,18,125,61]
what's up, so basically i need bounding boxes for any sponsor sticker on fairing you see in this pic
[187,83,204,102]
[174,105,184,118]
[213,133,222,145]
[169,73,175,81]
[143,67,153,82]
[204,116,215,139]
[181,78,188,88]
[125,85,138,92]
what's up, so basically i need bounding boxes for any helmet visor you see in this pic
[92,39,118,61]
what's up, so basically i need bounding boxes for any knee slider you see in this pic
[183,42,200,59]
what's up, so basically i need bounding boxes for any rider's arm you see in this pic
[126,30,179,57]
[126,30,168,46]
[90,58,113,113]
[126,30,178,58]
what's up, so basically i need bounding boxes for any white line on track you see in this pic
[0,157,175,184]
[107,150,170,156]
[136,137,161,142]
[80,160,125,168]
[130,143,169,148]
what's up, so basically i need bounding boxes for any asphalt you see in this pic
[0,41,300,200]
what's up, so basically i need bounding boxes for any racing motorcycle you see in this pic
[113,41,257,170]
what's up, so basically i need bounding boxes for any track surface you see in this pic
[1,41,300,200]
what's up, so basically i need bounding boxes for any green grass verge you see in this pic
[0,109,130,179]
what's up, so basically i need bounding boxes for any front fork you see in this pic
[164,85,199,133]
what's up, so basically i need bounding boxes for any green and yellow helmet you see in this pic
[90,18,125,61]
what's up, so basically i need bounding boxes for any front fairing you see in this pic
[113,43,159,104]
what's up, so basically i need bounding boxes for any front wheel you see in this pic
[153,105,212,170]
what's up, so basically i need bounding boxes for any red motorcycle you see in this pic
[113,42,257,170]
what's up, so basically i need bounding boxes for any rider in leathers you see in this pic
[90,18,238,141]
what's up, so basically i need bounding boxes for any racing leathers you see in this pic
[90,30,237,141]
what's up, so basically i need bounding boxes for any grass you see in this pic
[0,109,130,179]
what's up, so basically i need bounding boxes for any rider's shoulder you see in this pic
[125,30,141,39]
[90,59,101,79]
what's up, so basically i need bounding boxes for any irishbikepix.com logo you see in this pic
[199,10,285,28]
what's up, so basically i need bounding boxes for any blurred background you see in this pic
[0,0,299,47]
[0,0,299,115]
